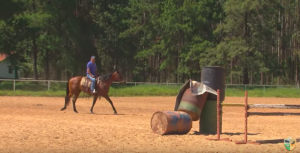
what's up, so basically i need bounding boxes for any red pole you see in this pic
[206,89,231,142]
[245,91,248,142]
[236,91,260,145]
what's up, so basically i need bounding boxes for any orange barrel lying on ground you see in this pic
[177,88,208,121]
[151,111,192,135]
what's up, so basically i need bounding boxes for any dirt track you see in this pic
[0,96,299,153]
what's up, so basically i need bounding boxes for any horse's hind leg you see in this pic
[61,93,73,111]
[72,92,81,113]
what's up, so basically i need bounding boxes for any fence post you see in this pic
[48,81,50,90]
[13,80,15,91]
[263,85,265,92]
[244,85,246,91]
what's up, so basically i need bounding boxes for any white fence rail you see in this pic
[0,79,299,92]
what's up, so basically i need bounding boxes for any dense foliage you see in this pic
[1,0,300,85]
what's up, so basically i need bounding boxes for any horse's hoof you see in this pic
[61,108,66,111]
[114,112,117,115]
[90,111,94,114]
[74,111,78,113]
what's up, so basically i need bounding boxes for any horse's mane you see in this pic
[101,70,118,81]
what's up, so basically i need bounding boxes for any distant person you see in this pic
[86,56,99,94]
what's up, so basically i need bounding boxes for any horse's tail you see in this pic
[66,79,70,96]
[62,79,71,110]
[65,79,71,106]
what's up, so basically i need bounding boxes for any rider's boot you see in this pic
[92,82,97,94]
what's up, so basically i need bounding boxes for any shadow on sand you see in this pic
[82,113,126,116]
[191,131,300,144]
[191,131,260,136]
[255,138,300,144]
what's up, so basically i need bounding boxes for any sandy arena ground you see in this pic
[0,96,300,153]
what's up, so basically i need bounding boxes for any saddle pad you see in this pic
[80,77,92,88]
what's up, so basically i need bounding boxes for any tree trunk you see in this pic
[260,72,263,85]
[230,58,233,84]
[296,51,299,83]
[271,73,274,85]
[143,59,146,82]
[157,53,161,83]
[250,70,252,84]
[278,7,281,85]
[243,12,249,85]
[164,69,167,83]
[242,68,249,84]
[175,56,178,83]
[32,35,38,80]
[56,67,61,80]
[45,49,49,80]
[32,0,38,80]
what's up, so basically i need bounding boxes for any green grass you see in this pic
[226,88,300,98]
[0,84,181,97]
[0,82,300,98]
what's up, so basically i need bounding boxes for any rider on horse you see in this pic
[86,56,99,94]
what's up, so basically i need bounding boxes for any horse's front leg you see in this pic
[90,95,99,114]
[103,95,117,115]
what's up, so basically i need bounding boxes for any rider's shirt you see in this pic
[87,61,97,76]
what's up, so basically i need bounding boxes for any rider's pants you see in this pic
[87,74,96,92]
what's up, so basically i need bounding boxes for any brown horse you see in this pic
[60,70,125,114]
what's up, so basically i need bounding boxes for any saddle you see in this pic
[80,76,104,93]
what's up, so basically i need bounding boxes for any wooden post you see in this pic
[205,89,231,141]
[48,81,50,90]
[235,91,260,145]
[13,80,15,91]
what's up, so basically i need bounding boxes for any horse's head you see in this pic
[111,70,126,84]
